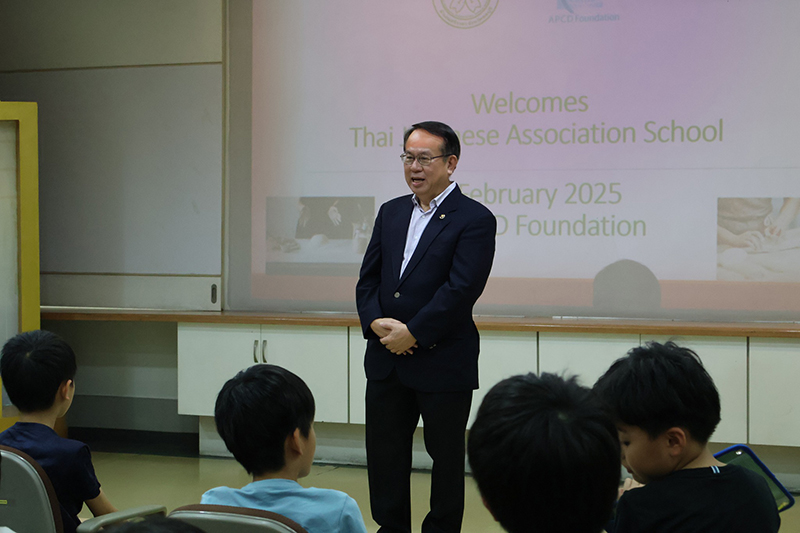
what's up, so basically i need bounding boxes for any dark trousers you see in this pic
[366,370,473,533]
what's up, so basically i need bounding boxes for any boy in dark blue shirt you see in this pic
[594,341,779,533]
[0,330,116,533]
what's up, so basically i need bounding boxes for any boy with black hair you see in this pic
[467,372,621,533]
[594,341,779,533]
[0,330,116,533]
[201,364,367,533]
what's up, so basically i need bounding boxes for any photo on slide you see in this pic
[717,198,800,281]
[264,196,374,270]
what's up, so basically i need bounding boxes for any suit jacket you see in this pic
[356,185,496,392]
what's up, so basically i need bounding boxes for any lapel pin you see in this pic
[439,214,446,219]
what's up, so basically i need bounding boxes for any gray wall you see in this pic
[1,0,225,432]
[42,319,196,433]
[0,0,224,311]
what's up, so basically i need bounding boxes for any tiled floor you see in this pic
[81,452,799,532]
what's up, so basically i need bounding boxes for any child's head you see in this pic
[593,341,721,483]
[214,364,316,478]
[1,330,77,414]
[468,373,620,533]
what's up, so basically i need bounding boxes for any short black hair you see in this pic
[593,341,721,443]
[214,364,315,476]
[403,121,461,160]
[106,517,205,533]
[468,373,620,533]
[1,330,77,413]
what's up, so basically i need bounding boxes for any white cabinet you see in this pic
[749,338,800,447]
[180,321,800,453]
[178,323,258,416]
[539,333,748,444]
[348,328,538,428]
[469,331,538,427]
[178,323,348,423]
[349,328,367,425]
[261,325,349,424]
[347,328,426,427]
[538,332,640,388]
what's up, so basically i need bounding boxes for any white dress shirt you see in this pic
[399,182,457,277]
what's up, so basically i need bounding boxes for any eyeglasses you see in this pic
[400,153,448,167]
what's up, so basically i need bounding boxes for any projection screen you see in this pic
[227,1,800,321]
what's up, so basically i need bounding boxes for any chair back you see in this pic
[169,504,308,533]
[715,444,795,512]
[0,445,63,533]
[75,505,167,533]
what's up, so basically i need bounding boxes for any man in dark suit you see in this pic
[356,121,496,533]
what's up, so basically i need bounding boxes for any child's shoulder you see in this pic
[0,422,88,456]
[716,464,775,493]
[205,480,358,512]
[0,421,55,444]
[623,464,772,507]
[301,483,357,503]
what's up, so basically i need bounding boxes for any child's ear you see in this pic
[59,379,74,401]
[664,427,687,455]
[287,428,303,455]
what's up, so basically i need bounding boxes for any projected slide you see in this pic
[249,1,800,319]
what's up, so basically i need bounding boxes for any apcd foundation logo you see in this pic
[558,0,603,12]
[552,0,619,23]
[434,0,499,29]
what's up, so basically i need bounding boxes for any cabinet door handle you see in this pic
[261,340,268,363]
[253,340,259,363]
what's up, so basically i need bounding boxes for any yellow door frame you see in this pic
[0,101,40,429]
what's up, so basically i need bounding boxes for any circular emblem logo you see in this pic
[434,0,499,29]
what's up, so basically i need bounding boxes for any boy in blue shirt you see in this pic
[201,364,367,533]
[594,341,779,533]
[0,330,117,533]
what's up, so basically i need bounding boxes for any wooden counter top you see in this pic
[40,307,800,338]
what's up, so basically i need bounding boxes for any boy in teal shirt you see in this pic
[201,364,367,533]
